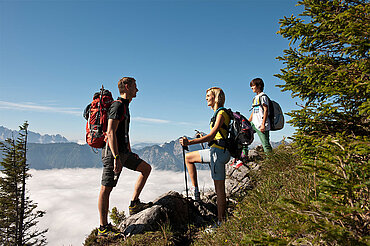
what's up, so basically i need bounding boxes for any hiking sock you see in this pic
[193,186,200,200]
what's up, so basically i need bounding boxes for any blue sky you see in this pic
[0,0,303,144]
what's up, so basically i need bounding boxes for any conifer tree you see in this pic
[275,0,369,244]
[0,122,47,245]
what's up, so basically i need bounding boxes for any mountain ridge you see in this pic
[23,138,207,171]
[0,126,69,144]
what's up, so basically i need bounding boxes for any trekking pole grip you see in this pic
[181,136,189,151]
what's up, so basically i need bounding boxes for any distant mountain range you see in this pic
[0,126,283,171]
[135,138,207,171]
[22,138,206,171]
[0,126,69,144]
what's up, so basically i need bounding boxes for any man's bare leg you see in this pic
[98,185,113,226]
[131,161,152,201]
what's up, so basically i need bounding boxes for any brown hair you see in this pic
[206,87,225,108]
[250,78,264,91]
[118,77,136,94]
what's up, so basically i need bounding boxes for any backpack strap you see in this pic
[210,107,228,130]
[83,104,91,120]
[122,102,129,144]
[208,108,231,149]
[252,93,270,114]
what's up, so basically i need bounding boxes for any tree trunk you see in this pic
[17,126,27,246]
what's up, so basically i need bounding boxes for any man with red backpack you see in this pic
[97,77,152,237]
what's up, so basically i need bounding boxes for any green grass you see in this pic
[193,145,313,245]
[84,220,190,246]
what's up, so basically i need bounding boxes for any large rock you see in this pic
[119,191,217,236]
[120,205,168,237]
[225,163,253,197]
[119,149,262,237]
[152,191,189,226]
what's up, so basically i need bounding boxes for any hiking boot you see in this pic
[97,223,121,238]
[129,199,153,215]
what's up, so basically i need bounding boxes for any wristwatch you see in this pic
[114,154,120,160]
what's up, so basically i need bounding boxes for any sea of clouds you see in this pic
[27,168,214,246]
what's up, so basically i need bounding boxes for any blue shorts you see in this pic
[198,147,231,180]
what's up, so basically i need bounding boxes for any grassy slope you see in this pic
[194,145,312,245]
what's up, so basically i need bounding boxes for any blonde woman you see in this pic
[180,87,231,225]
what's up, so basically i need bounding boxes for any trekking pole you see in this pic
[182,137,189,198]
[195,130,205,149]
[181,138,192,239]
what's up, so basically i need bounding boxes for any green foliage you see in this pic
[0,122,47,245]
[86,208,179,245]
[110,206,127,226]
[274,0,369,244]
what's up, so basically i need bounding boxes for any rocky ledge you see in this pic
[118,149,262,237]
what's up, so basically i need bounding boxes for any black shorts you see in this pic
[101,145,143,187]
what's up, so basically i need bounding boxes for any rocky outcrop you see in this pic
[120,191,218,237]
[118,149,263,237]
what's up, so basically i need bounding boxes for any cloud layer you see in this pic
[27,168,214,245]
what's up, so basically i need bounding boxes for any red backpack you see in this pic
[83,85,114,148]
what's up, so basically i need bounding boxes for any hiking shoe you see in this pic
[183,187,200,201]
[97,223,121,238]
[129,199,153,215]
[234,160,243,169]
[204,221,222,233]
[231,159,243,169]
[192,187,201,201]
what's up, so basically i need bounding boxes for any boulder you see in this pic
[152,191,190,227]
[120,205,168,237]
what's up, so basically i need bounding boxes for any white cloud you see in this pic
[132,117,171,124]
[76,139,86,145]
[0,100,81,116]
[27,168,214,246]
